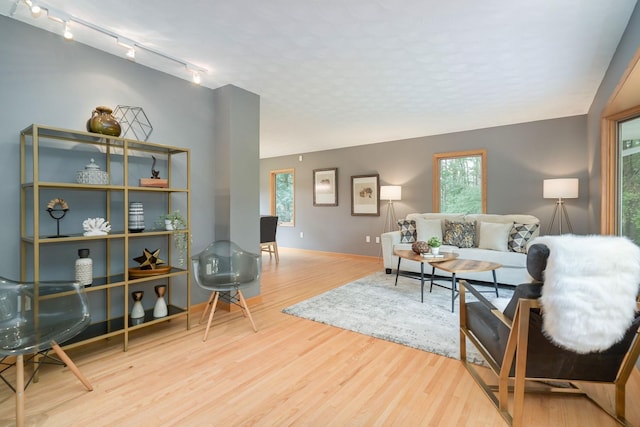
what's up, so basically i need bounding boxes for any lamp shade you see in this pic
[380,185,402,201]
[543,178,579,199]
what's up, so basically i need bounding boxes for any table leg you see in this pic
[395,256,401,286]
[492,270,499,297]
[451,273,457,312]
[420,262,425,303]
[430,266,437,292]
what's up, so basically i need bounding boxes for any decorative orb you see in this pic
[411,241,430,254]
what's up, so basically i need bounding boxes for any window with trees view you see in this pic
[433,150,486,214]
[619,116,640,244]
[270,169,295,226]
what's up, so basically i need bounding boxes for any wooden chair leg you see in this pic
[199,291,216,324]
[202,291,220,342]
[16,354,24,427]
[237,290,257,332]
[50,343,93,391]
[273,242,279,264]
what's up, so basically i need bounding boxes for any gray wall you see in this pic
[261,115,588,257]
[586,2,640,232]
[0,16,260,304]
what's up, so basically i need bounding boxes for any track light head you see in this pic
[63,21,73,40]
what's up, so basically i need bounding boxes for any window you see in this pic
[618,114,640,244]
[270,169,295,226]
[433,149,486,213]
[602,106,640,242]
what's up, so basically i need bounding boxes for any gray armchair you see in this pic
[191,240,259,341]
[0,277,93,427]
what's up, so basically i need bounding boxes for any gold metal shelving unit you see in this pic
[20,124,191,351]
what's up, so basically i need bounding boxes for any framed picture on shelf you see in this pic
[351,174,380,216]
[313,168,338,206]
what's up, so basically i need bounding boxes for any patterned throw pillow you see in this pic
[443,220,476,248]
[508,223,540,253]
[397,219,417,243]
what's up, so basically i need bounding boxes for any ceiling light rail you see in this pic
[13,0,207,84]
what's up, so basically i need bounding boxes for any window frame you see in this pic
[432,149,487,214]
[601,105,640,234]
[270,168,295,227]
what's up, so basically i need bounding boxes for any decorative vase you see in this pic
[74,248,93,286]
[430,246,440,255]
[153,285,168,318]
[131,291,145,325]
[164,219,174,231]
[128,202,145,233]
[87,106,122,137]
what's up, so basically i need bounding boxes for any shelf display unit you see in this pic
[20,124,191,351]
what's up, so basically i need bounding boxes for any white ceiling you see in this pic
[2,0,638,158]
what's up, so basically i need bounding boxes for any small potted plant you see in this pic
[428,236,442,255]
[156,210,189,267]
[158,210,187,231]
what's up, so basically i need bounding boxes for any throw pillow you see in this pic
[443,220,476,248]
[509,223,540,253]
[397,219,416,243]
[415,218,443,243]
[478,221,512,251]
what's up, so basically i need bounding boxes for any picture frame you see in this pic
[313,168,338,206]
[351,174,380,216]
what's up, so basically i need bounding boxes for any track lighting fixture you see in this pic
[14,0,208,84]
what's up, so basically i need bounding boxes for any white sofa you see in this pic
[381,213,541,286]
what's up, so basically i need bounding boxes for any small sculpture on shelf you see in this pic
[128,248,171,278]
[82,217,111,236]
[46,197,69,238]
[140,156,168,188]
[133,248,166,270]
[151,155,160,179]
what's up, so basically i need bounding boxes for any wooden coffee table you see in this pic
[393,249,459,303]
[429,259,502,312]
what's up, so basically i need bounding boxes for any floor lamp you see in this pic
[380,185,402,235]
[543,178,578,234]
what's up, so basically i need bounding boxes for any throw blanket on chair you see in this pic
[531,235,640,354]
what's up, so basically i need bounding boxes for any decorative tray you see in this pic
[128,266,171,278]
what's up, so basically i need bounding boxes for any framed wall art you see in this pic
[313,168,338,206]
[351,174,380,216]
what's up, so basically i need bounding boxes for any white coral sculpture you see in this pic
[83,217,112,236]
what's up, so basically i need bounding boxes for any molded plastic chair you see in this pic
[459,243,640,427]
[260,215,279,264]
[191,241,259,341]
[0,277,93,427]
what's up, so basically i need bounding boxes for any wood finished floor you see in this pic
[0,248,638,426]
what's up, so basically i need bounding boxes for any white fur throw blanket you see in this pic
[531,235,640,354]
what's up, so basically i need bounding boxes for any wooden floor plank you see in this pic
[0,247,637,426]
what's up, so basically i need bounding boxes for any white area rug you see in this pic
[282,271,513,364]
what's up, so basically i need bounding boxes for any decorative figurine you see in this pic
[82,217,111,236]
[133,248,166,270]
[151,155,160,179]
[47,197,69,238]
